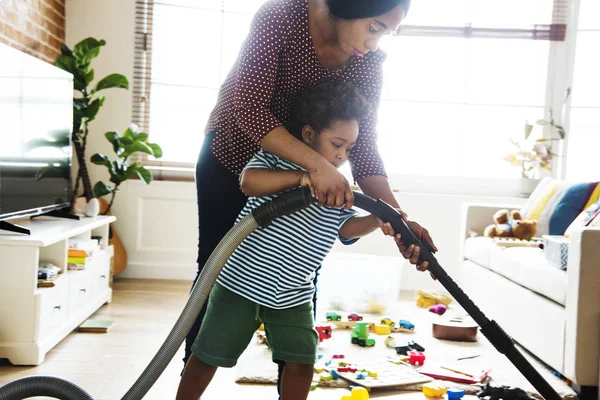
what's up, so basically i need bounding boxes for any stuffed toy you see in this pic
[484,209,537,240]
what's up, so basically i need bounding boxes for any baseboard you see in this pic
[117,262,196,280]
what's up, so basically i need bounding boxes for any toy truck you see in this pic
[350,322,375,347]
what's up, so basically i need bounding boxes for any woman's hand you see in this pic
[308,160,354,208]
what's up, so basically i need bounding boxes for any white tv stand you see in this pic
[0,215,116,365]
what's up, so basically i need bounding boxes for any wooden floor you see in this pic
[0,279,470,399]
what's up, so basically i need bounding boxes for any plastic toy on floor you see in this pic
[341,386,369,400]
[351,322,375,347]
[422,384,447,397]
[416,290,452,308]
[429,304,447,315]
[408,350,426,365]
[447,389,466,400]
[315,325,332,342]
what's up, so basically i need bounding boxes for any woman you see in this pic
[186,0,438,394]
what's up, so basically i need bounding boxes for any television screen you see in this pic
[0,43,73,221]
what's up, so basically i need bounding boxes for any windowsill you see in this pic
[144,162,540,198]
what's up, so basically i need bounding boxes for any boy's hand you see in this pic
[299,171,316,198]
[377,218,402,243]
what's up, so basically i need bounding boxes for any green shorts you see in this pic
[191,282,319,367]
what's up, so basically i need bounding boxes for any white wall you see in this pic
[66,0,526,291]
[114,180,524,291]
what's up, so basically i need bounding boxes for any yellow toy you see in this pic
[422,385,447,397]
[372,324,391,335]
[320,372,333,381]
[341,386,370,400]
[379,316,395,326]
[416,290,452,308]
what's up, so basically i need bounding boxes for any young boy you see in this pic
[176,81,400,400]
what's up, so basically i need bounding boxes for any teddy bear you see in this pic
[484,209,537,240]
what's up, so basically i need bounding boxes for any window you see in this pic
[134,0,571,185]
[565,0,600,181]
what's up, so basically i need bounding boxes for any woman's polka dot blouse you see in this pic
[206,0,387,180]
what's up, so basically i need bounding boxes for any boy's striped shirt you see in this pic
[217,150,358,309]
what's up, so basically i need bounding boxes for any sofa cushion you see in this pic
[464,237,567,305]
[463,236,494,268]
[489,246,567,305]
[550,182,600,235]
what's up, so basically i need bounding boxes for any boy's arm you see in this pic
[339,215,379,239]
[340,215,401,241]
[240,168,309,197]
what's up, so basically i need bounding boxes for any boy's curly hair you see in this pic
[289,81,372,140]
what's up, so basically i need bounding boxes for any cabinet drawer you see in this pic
[36,277,69,341]
[91,252,110,298]
[68,270,92,318]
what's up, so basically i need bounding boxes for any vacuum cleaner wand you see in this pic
[352,192,561,400]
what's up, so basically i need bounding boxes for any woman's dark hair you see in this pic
[326,0,411,19]
[289,81,371,140]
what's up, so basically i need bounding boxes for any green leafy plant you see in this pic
[504,112,566,179]
[91,125,163,215]
[54,37,129,201]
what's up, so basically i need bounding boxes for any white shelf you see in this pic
[0,216,115,365]
[0,215,116,247]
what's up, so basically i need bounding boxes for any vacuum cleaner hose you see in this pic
[0,187,561,400]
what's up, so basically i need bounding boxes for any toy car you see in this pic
[326,312,342,321]
[347,313,363,321]
[379,316,395,326]
[398,319,415,330]
[408,350,426,366]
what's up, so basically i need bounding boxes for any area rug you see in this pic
[234,297,578,399]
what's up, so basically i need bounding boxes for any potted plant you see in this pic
[54,37,129,213]
[504,113,566,180]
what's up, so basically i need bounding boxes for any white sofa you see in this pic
[459,203,600,393]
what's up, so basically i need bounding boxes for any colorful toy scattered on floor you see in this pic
[326,311,342,321]
[351,322,376,347]
[416,290,452,308]
[429,304,448,315]
[447,388,466,400]
[315,325,333,343]
[398,319,415,330]
[340,386,369,400]
[422,384,447,397]
[348,313,364,321]
[407,350,426,365]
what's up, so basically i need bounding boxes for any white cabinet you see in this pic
[0,215,116,365]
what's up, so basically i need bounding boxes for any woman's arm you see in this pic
[261,127,353,207]
[240,168,305,197]
[228,2,353,208]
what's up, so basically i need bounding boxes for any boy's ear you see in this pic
[301,125,316,144]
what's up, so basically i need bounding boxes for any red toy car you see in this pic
[408,350,426,366]
[332,354,345,359]
[347,313,364,321]
[315,326,332,343]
